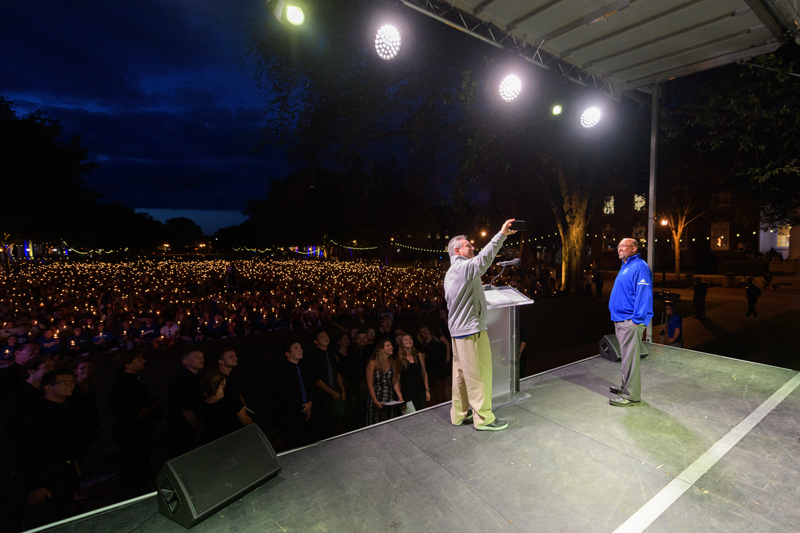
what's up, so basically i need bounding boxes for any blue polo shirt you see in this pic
[37,335,62,356]
[609,254,654,325]
[139,324,159,342]
[667,314,682,341]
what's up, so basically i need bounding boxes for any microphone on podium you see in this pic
[496,258,521,267]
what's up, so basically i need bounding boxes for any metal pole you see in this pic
[646,84,659,343]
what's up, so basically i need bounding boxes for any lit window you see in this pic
[603,196,615,215]
[777,225,791,248]
[633,194,646,212]
[710,223,729,250]
[602,225,615,249]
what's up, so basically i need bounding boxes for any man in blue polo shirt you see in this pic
[608,238,653,407]
[663,302,683,348]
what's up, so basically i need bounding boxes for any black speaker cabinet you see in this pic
[599,334,649,362]
[156,424,281,528]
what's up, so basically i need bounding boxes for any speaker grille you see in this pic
[169,426,277,515]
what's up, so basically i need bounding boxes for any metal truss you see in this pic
[400,0,623,101]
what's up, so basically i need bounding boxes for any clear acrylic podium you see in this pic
[483,286,533,405]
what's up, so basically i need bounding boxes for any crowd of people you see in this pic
[0,258,480,530]
[0,259,458,363]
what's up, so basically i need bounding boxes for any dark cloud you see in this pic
[0,0,285,214]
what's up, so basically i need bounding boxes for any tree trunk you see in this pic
[671,226,683,282]
[550,170,591,296]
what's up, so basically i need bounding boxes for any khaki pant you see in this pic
[451,331,495,428]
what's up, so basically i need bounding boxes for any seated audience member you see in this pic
[67,358,102,465]
[63,326,90,357]
[217,348,247,409]
[1,335,18,362]
[14,369,81,531]
[36,328,61,360]
[135,316,159,349]
[275,341,313,450]
[178,312,203,343]
[119,320,136,351]
[197,370,253,444]
[158,318,180,349]
[16,324,33,345]
[109,351,164,499]
[166,351,204,458]
[0,321,18,341]
[91,322,116,352]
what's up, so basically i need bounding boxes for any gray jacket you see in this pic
[444,232,507,337]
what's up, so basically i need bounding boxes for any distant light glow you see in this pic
[375,25,401,60]
[500,75,521,102]
[581,107,601,128]
[552,104,562,115]
[286,5,304,25]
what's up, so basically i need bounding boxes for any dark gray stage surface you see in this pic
[36,345,800,533]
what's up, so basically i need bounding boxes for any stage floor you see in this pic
[37,345,800,533]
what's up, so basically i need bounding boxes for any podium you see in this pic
[483,286,533,405]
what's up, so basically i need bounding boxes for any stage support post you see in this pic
[646,84,660,343]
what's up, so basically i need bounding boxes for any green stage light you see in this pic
[286,5,304,25]
[552,104,562,115]
[268,0,307,28]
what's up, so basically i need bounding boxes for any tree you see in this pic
[657,164,715,281]
[662,53,800,230]
[165,217,204,250]
[0,97,98,245]
[457,77,648,294]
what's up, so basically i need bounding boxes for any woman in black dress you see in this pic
[416,326,449,405]
[365,340,404,426]
[397,334,430,411]
[198,370,254,444]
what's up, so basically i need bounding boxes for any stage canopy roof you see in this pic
[402,0,800,98]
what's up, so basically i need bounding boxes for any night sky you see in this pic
[1,0,288,233]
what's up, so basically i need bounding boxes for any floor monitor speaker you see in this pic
[599,334,649,362]
[156,424,281,528]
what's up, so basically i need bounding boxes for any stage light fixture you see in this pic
[552,104,562,115]
[268,0,307,28]
[499,75,521,102]
[375,25,401,60]
[580,107,601,128]
[286,5,304,25]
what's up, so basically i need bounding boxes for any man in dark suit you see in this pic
[275,342,313,450]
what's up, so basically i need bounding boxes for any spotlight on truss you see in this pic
[499,75,521,102]
[580,107,601,128]
[552,104,562,115]
[268,0,307,27]
[375,25,401,60]
[286,5,304,25]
